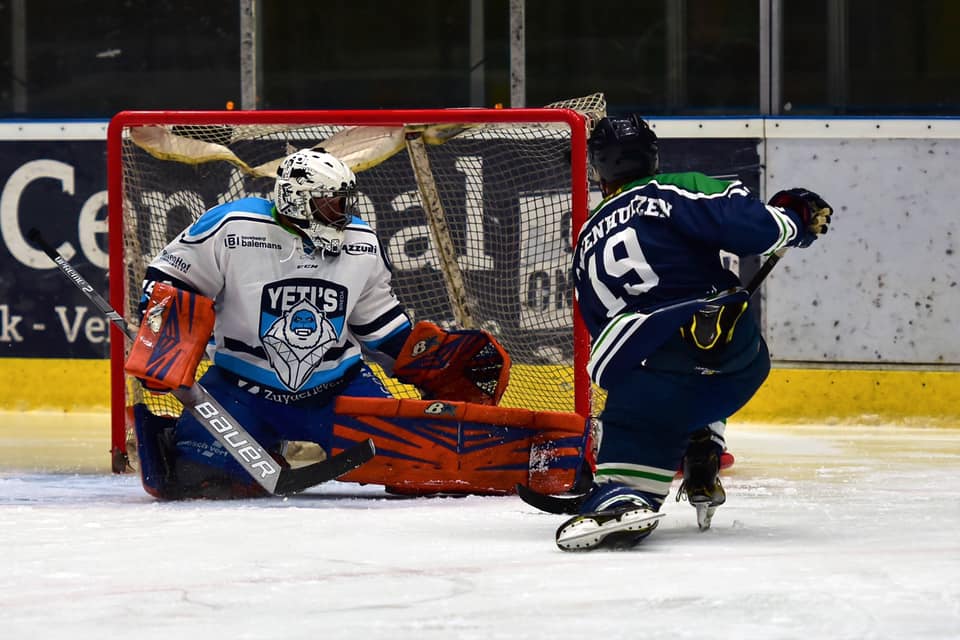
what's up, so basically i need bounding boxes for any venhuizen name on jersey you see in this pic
[581,193,673,254]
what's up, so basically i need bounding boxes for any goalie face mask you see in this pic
[274,148,359,254]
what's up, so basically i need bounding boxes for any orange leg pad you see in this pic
[331,397,589,495]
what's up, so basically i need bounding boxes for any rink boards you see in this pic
[2,357,958,426]
[1,118,958,425]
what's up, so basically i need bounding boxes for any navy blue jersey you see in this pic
[573,172,802,338]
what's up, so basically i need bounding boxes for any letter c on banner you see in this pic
[1,159,76,268]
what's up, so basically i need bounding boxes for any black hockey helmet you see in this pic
[587,114,659,184]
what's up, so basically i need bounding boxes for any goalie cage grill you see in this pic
[107,95,607,472]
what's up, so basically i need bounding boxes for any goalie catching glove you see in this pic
[769,187,833,248]
[124,282,215,392]
[393,321,511,405]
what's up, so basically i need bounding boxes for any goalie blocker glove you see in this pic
[125,282,215,392]
[768,187,834,248]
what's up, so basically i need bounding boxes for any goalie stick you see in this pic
[28,228,376,496]
[517,247,788,515]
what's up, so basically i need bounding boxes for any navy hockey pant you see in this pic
[173,364,393,484]
[597,339,770,474]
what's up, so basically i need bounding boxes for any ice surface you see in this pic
[1,422,958,640]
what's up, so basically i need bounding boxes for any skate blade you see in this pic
[556,508,665,551]
[695,503,718,531]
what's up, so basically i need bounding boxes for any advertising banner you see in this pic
[0,130,759,363]
[0,138,111,358]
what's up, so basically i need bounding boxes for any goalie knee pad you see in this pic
[132,404,179,500]
[171,458,269,500]
[133,403,268,501]
[125,282,215,391]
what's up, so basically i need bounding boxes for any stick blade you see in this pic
[516,483,586,515]
[273,438,376,496]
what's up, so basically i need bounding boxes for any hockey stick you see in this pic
[28,228,375,496]
[516,248,788,514]
[516,482,587,515]
[744,246,787,296]
[515,452,739,515]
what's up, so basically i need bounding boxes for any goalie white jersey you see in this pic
[141,197,411,394]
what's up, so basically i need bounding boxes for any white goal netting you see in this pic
[108,95,605,468]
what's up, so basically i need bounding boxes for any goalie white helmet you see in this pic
[274,149,358,254]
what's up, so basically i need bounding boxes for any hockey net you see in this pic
[107,96,604,472]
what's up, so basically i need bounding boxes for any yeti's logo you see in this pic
[261,298,339,391]
[258,278,348,391]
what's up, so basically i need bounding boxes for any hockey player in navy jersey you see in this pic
[555,115,832,550]
[127,149,513,500]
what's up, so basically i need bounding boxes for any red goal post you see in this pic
[106,100,601,472]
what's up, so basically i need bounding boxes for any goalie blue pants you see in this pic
[173,363,393,484]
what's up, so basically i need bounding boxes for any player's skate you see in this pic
[556,482,665,551]
[677,427,726,530]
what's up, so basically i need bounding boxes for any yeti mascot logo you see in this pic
[289,308,319,338]
[260,283,346,391]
